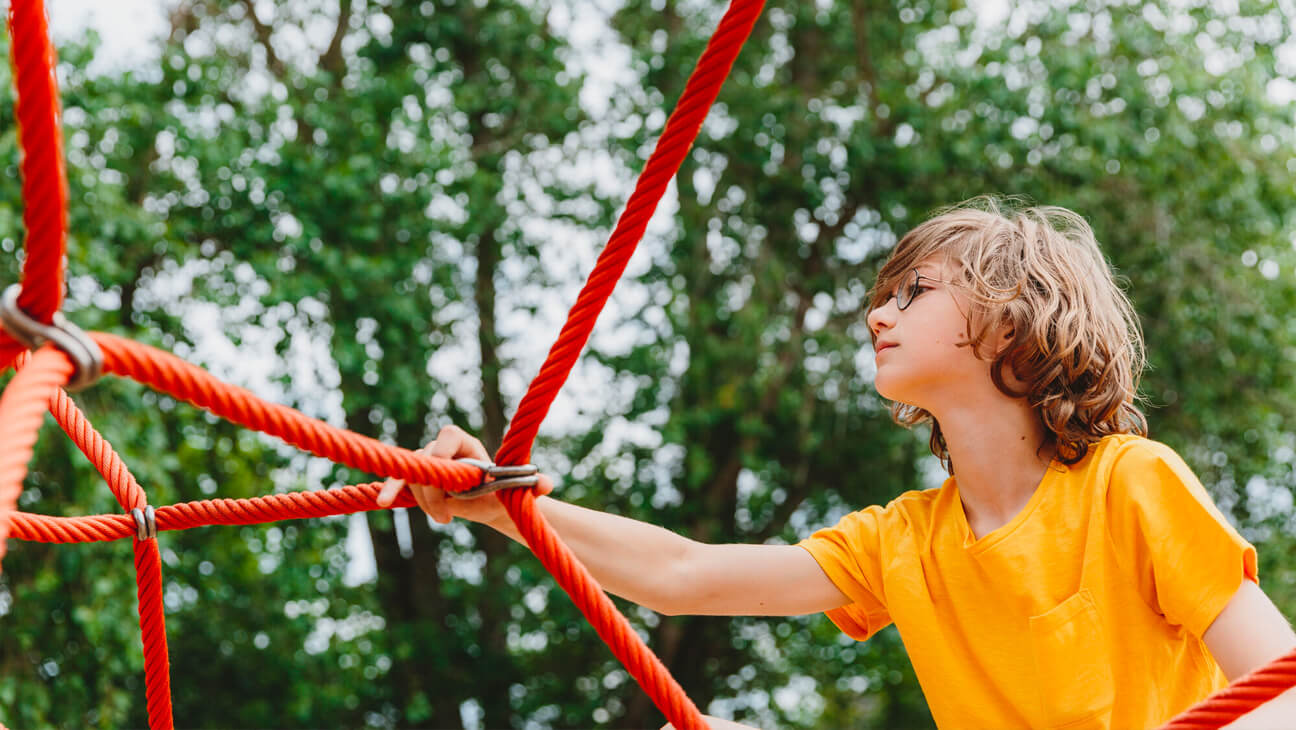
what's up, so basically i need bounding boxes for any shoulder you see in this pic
[1098,435,1232,532]
[1072,433,1194,491]
[1101,434,1200,495]
[812,487,943,540]
[883,486,946,528]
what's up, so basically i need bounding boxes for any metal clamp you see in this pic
[0,284,104,391]
[452,458,539,499]
[131,506,157,541]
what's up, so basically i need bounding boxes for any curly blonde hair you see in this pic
[870,196,1148,470]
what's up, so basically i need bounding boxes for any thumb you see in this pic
[536,473,555,496]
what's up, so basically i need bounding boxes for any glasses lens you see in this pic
[897,269,919,310]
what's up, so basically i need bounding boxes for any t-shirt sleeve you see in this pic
[1106,439,1258,638]
[797,506,892,641]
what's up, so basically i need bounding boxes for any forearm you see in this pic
[487,495,697,614]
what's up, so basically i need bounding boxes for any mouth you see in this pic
[875,343,898,354]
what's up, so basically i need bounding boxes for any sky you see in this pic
[41,0,1012,71]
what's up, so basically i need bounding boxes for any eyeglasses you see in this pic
[894,268,953,310]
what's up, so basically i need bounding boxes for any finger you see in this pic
[409,484,436,519]
[429,424,490,461]
[376,478,405,507]
[427,487,453,523]
[427,426,461,460]
[411,484,453,524]
[536,473,555,496]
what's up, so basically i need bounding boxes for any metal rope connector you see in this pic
[0,284,104,391]
[131,506,157,541]
[452,458,539,499]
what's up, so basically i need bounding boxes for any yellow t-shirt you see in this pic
[798,434,1257,729]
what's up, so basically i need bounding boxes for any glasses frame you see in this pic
[895,268,955,311]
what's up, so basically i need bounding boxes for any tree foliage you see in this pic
[2,0,1295,728]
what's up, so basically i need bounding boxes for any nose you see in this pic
[867,298,897,337]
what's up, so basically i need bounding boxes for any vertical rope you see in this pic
[0,346,72,571]
[134,537,174,730]
[6,0,69,329]
[48,388,173,728]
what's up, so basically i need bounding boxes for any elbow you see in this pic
[649,540,706,617]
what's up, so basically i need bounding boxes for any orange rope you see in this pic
[1160,646,1296,727]
[2,0,764,723]
[16,0,1292,727]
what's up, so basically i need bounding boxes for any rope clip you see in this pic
[452,458,539,499]
[131,506,157,541]
[0,284,104,391]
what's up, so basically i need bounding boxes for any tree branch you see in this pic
[241,0,286,77]
[320,0,353,76]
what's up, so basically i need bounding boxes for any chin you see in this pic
[873,374,925,410]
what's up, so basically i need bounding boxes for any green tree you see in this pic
[3,0,1295,728]
[592,0,1296,726]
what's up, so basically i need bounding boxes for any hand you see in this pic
[375,424,554,527]
[661,715,762,730]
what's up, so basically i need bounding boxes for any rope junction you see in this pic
[1,1,1292,728]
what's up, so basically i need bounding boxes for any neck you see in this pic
[929,390,1055,532]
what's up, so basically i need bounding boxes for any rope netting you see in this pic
[0,1,1292,728]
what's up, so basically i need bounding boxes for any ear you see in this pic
[993,323,1015,356]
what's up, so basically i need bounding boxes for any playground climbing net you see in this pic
[1,1,1293,728]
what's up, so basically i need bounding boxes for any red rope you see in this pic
[3,0,1296,720]
[5,0,68,337]
[93,332,481,491]
[49,387,146,510]
[499,488,705,726]
[8,483,419,543]
[49,387,175,726]
[0,346,72,565]
[487,1,767,726]
[495,0,766,469]
[1160,646,1296,728]
[134,537,174,730]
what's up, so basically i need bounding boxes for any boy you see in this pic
[379,199,1296,728]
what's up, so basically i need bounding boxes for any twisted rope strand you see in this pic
[6,483,419,543]
[47,385,173,727]
[0,346,72,569]
[7,0,68,331]
[134,537,174,730]
[94,332,479,490]
[495,0,766,468]
[1160,648,1296,728]
[12,0,1294,722]
[500,488,707,729]
[48,388,146,510]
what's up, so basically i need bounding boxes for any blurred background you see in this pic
[2,0,1295,727]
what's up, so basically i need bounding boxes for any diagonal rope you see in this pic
[1159,647,1296,728]
[9,0,1291,725]
[0,346,72,566]
[495,0,766,469]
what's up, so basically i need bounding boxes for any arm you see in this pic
[1204,580,1296,729]
[377,426,851,618]
[488,496,850,616]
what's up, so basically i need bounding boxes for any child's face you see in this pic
[866,257,1001,409]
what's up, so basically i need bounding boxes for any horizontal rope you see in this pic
[92,332,481,490]
[7,483,419,543]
